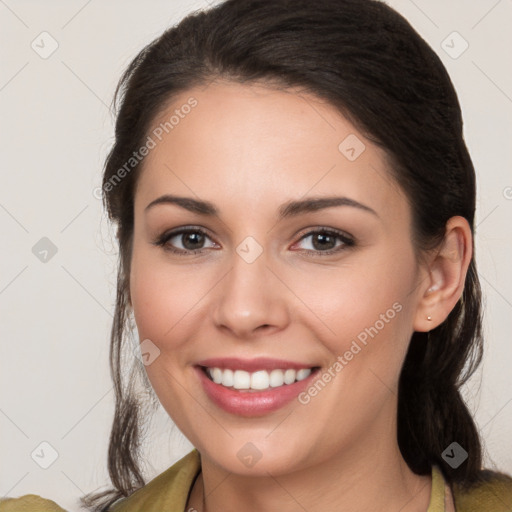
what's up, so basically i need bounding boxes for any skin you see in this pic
[129,80,471,511]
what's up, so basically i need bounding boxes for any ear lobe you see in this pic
[413,216,472,332]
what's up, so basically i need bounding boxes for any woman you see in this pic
[2,0,511,510]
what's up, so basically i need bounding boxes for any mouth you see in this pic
[194,358,321,416]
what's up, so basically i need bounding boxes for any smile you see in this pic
[194,357,321,416]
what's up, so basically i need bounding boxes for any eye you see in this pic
[153,226,355,257]
[292,228,355,256]
[153,227,218,254]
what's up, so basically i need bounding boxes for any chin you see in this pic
[197,436,316,477]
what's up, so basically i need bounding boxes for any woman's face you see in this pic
[129,80,428,476]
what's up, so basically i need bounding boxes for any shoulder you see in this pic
[0,494,67,512]
[110,449,201,512]
[452,469,512,512]
[0,450,201,512]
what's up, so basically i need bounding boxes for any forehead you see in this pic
[134,80,408,224]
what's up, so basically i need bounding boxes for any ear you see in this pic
[413,216,472,332]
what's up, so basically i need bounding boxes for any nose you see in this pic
[212,248,290,339]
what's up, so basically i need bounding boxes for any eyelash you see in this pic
[153,226,356,257]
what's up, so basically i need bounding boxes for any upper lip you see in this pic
[196,357,318,372]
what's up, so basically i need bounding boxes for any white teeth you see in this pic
[269,369,284,387]
[212,368,223,384]
[205,367,313,390]
[283,369,296,384]
[296,368,312,381]
[250,370,269,390]
[233,370,251,389]
[221,368,234,387]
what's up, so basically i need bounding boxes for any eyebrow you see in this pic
[144,194,378,219]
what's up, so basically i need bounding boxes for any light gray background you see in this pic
[1,1,511,510]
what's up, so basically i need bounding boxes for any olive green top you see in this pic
[2,450,512,511]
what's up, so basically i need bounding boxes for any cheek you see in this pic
[288,265,416,437]
[296,256,414,337]
[128,249,208,421]
[129,247,208,350]
[288,252,417,387]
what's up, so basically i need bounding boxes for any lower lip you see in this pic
[195,366,318,417]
